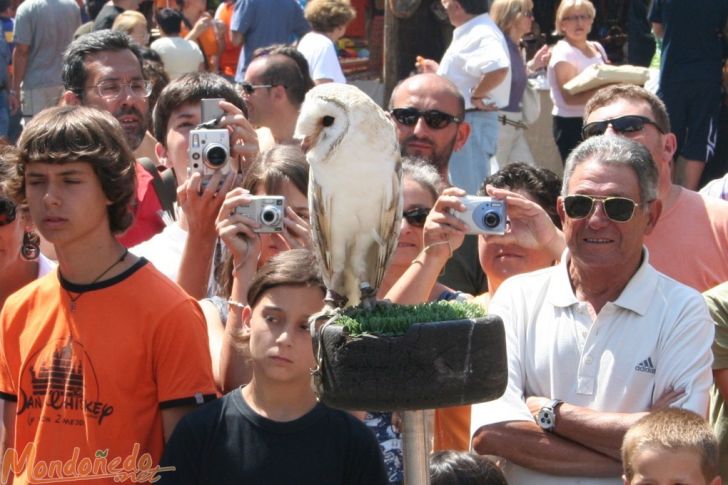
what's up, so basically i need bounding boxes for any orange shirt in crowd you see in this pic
[215,1,240,78]
[180,20,219,72]
[0,262,217,484]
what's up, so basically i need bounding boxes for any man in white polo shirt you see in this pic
[471,135,713,484]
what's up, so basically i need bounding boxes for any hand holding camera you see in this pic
[420,187,471,261]
[216,189,264,267]
[482,184,565,259]
[278,206,313,251]
[188,99,259,187]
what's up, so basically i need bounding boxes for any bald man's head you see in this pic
[388,74,469,179]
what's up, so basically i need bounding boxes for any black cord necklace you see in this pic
[62,249,129,312]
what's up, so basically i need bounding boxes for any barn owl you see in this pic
[295,83,402,309]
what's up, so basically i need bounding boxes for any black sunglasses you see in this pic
[239,82,283,95]
[582,115,664,139]
[563,194,639,223]
[390,108,462,130]
[0,198,17,226]
[402,207,431,227]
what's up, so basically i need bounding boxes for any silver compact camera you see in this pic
[234,196,285,233]
[188,128,231,182]
[455,196,507,235]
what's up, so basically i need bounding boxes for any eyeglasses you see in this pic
[390,108,462,129]
[562,14,592,22]
[402,207,431,227]
[563,194,640,222]
[239,82,283,95]
[0,198,17,226]
[521,10,534,17]
[582,115,665,139]
[86,79,152,100]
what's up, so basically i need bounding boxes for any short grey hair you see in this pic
[562,135,658,204]
[401,156,443,202]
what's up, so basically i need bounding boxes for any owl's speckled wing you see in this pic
[365,159,403,293]
[308,174,333,289]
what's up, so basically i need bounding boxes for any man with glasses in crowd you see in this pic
[470,135,713,484]
[241,45,314,150]
[583,84,728,293]
[388,72,486,297]
[61,30,165,248]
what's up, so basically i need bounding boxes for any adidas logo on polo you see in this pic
[635,357,656,374]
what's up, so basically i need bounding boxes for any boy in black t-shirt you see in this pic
[160,249,387,485]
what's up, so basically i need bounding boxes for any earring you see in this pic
[21,231,40,260]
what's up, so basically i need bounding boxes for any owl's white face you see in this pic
[295,95,350,167]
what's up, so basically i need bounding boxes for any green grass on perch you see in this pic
[337,301,487,336]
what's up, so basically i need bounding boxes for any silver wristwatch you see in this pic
[537,399,563,432]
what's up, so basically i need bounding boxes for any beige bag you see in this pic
[564,64,650,95]
[521,80,541,125]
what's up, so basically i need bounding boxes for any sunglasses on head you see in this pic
[581,115,664,139]
[390,108,462,130]
[563,194,639,222]
[402,207,431,227]
[0,198,17,226]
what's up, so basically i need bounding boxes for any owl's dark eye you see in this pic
[322,116,335,127]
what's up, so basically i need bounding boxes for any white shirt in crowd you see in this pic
[297,31,346,84]
[437,12,511,109]
[471,248,714,485]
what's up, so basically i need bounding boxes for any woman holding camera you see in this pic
[206,145,312,391]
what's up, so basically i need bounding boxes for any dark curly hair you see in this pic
[10,106,137,235]
[480,162,563,229]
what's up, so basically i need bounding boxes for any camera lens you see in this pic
[260,205,282,226]
[204,144,229,168]
[482,211,501,228]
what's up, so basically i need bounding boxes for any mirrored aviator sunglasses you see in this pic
[0,198,17,226]
[581,115,664,139]
[390,108,462,129]
[402,207,431,227]
[563,194,637,222]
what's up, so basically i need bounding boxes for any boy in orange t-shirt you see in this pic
[0,106,217,485]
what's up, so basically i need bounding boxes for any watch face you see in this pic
[538,408,555,430]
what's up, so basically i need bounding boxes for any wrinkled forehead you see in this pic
[566,159,641,199]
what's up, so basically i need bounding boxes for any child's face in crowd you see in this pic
[159,102,244,187]
[625,447,719,485]
[245,285,324,384]
[160,102,201,186]
[24,161,111,248]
